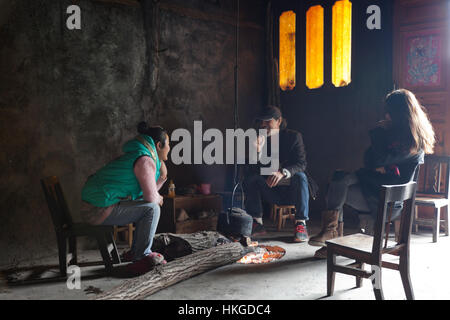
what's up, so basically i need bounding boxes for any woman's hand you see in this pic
[375,167,386,174]
[159,194,164,207]
[377,119,391,129]
[159,161,168,180]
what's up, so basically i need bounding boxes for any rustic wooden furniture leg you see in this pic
[413,205,419,233]
[432,207,440,243]
[399,248,414,300]
[355,261,364,288]
[96,234,113,273]
[372,264,384,300]
[445,209,449,236]
[327,247,336,296]
[128,224,134,248]
[57,235,68,276]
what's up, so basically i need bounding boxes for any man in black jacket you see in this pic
[243,106,310,242]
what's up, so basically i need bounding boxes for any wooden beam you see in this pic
[92,0,140,7]
[159,2,264,30]
[91,0,263,30]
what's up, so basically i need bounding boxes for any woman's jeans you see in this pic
[243,171,309,221]
[101,201,160,261]
[326,171,370,222]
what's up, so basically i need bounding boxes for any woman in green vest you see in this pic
[81,122,170,276]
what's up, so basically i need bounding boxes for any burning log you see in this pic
[95,241,250,300]
[237,245,286,264]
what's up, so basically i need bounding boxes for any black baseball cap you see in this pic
[256,106,282,121]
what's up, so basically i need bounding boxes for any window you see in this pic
[278,1,353,90]
[279,10,296,91]
[306,5,324,89]
[332,0,352,87]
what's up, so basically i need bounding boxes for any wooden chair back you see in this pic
[372,182,417,259]
[41,176,74,232]
[412,163,421,183]
[417,155,450,199]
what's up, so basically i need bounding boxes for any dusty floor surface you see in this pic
[1,219,449,300]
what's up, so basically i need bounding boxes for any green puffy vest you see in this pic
[81,134,161,207]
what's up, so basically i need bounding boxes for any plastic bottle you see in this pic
[168,180,176,198]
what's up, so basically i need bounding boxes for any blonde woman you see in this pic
[309,89,435,258]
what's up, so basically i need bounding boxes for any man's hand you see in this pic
[159,161,168,180]
[159,194,164,207]
[255,134,266,153]
[266,171,284,188]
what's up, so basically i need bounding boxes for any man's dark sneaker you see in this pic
[294,221,308,242]
[252,222,266,236]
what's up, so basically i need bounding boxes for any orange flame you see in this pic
[237,245,286,264]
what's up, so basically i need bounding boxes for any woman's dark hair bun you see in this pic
[137,121,149,134]
[137,121,169,147]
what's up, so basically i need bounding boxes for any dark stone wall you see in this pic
[144,0,266,191]
[0,0,266,268]
[0,0,148,267]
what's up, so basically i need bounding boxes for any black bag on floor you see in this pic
[217,182,253,239]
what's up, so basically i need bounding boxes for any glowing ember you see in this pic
[237,245,286,264]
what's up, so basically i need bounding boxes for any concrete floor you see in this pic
[1,220,449,300]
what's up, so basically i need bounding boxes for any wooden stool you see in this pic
[113,224,135,248]
[272,205,296,231]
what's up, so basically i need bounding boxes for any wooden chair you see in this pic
[271,204,295,231]
[413,155,450,242]
[326,182,417,300]
[114,224,135,248]
[41,176,121,276]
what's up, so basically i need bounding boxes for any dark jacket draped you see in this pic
[356,126,424,219]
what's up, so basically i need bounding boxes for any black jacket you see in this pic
[245,128,307,177]
[356,126,424,219]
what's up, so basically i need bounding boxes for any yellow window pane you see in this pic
[306,5,324,89]
[279,11,296,91]
[332,0,352,87]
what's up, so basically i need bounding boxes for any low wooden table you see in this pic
[157,194,222,234]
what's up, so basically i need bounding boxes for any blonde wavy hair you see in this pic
[385,89,435,154]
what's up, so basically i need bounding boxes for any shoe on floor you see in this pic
[126,252,167,276]
[293,221,308,243]
[251,222,266,236]
[308,210,339,247]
